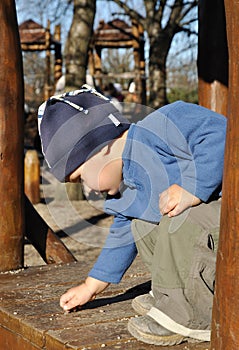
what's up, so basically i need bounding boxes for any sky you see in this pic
[16,0,124,45]
[15,0,198,84]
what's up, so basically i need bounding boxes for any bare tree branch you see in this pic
[178,0,198,23]
[110,0,144,24]
[167,0,184,30]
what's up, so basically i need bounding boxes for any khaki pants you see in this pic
[131,200,221,330]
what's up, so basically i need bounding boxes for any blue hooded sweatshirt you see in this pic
[89,101,227,283]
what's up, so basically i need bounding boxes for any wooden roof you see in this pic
[93,19,137,48]
[19,19,56,46]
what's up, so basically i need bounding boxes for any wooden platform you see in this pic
[0,257,210,350]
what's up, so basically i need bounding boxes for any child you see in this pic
[38,85,226,346]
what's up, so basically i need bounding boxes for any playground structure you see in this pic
[0,0,239,349]
[19,17,146,106]
[89,18,146,104]
[19,19,62,100]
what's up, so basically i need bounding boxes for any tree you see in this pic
[64,0,96,89]
[167,42,198,103]
[16,0,73,105]
[111,0,197,108]
[23,52,46,109]
[16,0,96,95]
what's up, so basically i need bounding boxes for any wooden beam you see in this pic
[54,24,62,84]
[210,0,239,349]
[198,0,228,115]
[44,19,52,100]
[94,41,134,48]
[20,43,49,51]
[92,72,137,80]
[0,0,24,271]
[24,195,76,264]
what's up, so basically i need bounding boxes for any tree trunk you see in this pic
[65,0,96,90]
[148,49,167,108]
[0,0,24,271]
[148,34,171,108]
[111,0,197,108]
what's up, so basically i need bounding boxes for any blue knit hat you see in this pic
[38,85,130,182]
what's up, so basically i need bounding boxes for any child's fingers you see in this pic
[167,204,181,217]
[59,284,94,312]
[62,300,76,311]
[59,297,69,310]
[61,296,79,311]
[159,191,168,214]
[160,202,175,215]
[159,193,177,215]
[60,291,75,309]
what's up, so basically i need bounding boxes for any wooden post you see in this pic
[88,48,95,79]
[94,47,102,89]
[24,150,40,204]
[198,0,228,115]
[210,1,239,349]
[0,0,24,271]
[54,24,62,85]
[132,19,141,105]
[139,23,146,105]
[44,20,52,100]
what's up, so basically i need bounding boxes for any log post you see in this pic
[139,23,146,105]
[94,47,102,89]
[132,19,146,106]
[210,1,239,349]
[0,0,24,271]
[24,150,40,204]
[54,24,62,85]
[44,20,52,100]
[198,0,228,115]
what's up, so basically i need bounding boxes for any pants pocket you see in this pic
[185,228,219,328]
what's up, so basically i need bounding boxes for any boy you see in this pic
[38,85,226,346]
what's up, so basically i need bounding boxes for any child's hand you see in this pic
[159,184,201,217]
[59,277,109,312]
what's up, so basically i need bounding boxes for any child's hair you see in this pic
[38,85,130,182]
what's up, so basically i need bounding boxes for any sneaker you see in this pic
[131,292,155,315]
[128,315,187,346]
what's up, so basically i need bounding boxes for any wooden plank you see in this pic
[46,321,211,350]
[0,258,150,293]
[0,259,150,348]
[0,258,210,350]
[46,320,134,349]
[0,325,41,350]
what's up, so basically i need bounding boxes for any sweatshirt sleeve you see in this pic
[160,101,227,201]
[88,214,137,283]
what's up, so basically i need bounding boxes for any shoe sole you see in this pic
[127,318,187,346]
[131,298,151,316]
